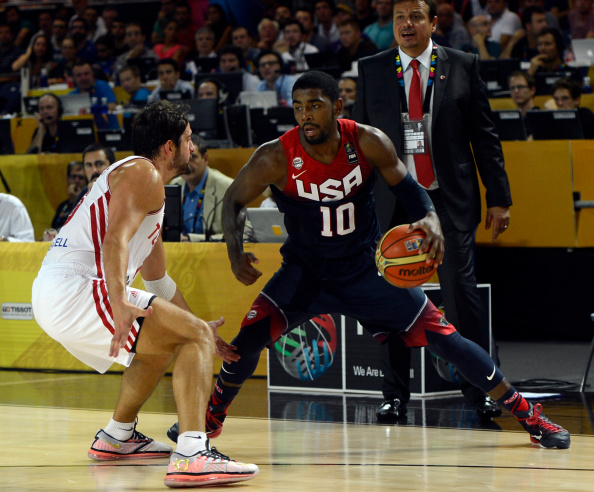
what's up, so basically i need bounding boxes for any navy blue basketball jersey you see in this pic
[272,119,381,258]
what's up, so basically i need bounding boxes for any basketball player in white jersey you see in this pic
[31,100,258,488]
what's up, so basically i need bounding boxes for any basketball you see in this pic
[274,314,337,381]
[375,225,436,288]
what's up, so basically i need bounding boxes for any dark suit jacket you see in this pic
[352,46,512,232]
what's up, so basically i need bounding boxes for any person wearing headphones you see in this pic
[27,92,62,153]
[255,49,296,106]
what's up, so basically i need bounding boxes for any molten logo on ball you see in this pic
[274,314,337,381]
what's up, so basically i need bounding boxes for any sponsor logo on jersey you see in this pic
[405,238,423,252]
[344,142,359,164]
[247,309,257,320]
[296,165,363,202]
[292,157,303,170]
[438,315,449,326]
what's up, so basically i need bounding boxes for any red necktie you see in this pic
[409,59,435,188]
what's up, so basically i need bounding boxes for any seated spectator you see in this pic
[487,0,522,50]
[154,20,185,65]
[363,0,394,51]
[101,6,119,34]
[434,2,472,50]
[49,36,78,83]
[70,60,117,113]
[280,20,319,73]
[4,6,34,49]
[69,17,97,64]
[528,27,580,80]
[219,44,260,91]
[501,6,548,61]
[205,3,232,53]
[256,50,296,106]
[50,17,68,62]
[109,17,127,56]
[355,0,378,30]
[27,93,63,154]
[315,0,341,47]
[51,160,87,230]
[336,19,378,73]
[151,0,176,45]
[113,22,159,81]
[274,3,294,30]
[36,10,54,41]
[174,1,198,58]
[522,0,559,30]
[148,58,194,102]
[170,135,233,242]
[231,26,260,73]
[462,15,502,59]
[78,142,116,199]
[552,77,594,138]
[11,33,55,88]
[568,0,594,39]
[0,23,25,78]
[195,27,217,58]
[0,193,35,242]
[118,64,151,108]
[83,5,108,43]
[197,78,227,138]
[338,76,357,118]
[509,70,539,137]
[257,18,280,51]
[93,34,116,81]
[295,8,331,53]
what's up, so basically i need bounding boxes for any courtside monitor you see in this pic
[478,58,521,97]
[195,71,243,104]
[159,89,193,102]
[491,110,528,141]
[0,119,13,154]
[163,184,182,242]
[57,119,96,153]
[534,71,580,96]
[185,98,219,139]
[526,109,585,140]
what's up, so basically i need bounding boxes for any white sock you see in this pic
[176,431,208,456]
[104,418,135,441]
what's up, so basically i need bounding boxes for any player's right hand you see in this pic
[109,302,153,357]
[231,251,262,286]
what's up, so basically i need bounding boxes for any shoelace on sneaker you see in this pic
[128,429,151,443]
[201,446,231,461]
[525,403,565,434]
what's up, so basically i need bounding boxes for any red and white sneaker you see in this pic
[164,441,258,488]
[88,427,173,460]
[517,403,571,449]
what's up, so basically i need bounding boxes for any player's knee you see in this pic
[183,317,215,350]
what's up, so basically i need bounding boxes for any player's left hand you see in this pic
[208,316,240,363]
[485,206,510,242]
[110,302,153,358]
[410,211,445,266]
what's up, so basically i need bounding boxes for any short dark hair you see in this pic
[552,77,581,99]
[521,5,545,28]
[256,49,283,68]
[537,27,565,55]
[132,100,189,160]
[119,64,141,77]
[283,19,304,34]
[66,160,84,178]
[219,44,245,67]
[157,57,179,72]
[509,70,536,89]
[292,70,340,102]
[393,0,437,20]
[71,17,89,31]
[82,143,116,165]
[191,134,208,156]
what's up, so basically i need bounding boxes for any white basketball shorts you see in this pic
[32,265,155,374]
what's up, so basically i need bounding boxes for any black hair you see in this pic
[393,0,437,20]
[132,100,189,160]
[256,49,283,68]
[219,44,245,68]
[521,5,545,28]
[157,57,179,72]
[191,134,208,156]
[283,19,304,34]
[509,70,536,89]
[552,77,581,99]
[292,70,340,102]
[83,142,116,165]
[537,27,565,56]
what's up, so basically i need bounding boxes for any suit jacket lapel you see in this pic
[432,45,450,132]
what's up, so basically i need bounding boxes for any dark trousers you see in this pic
[381,188,496,405]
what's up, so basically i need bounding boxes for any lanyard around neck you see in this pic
[395,44,437,114]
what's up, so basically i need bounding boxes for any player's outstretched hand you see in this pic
[208,316,240,363]
[109,302,153,357]
[410,211,444,266]
[231,251,263,286]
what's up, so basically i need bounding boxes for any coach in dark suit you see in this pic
[352,0,512,420]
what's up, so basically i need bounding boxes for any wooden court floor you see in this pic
[2,370,594,491]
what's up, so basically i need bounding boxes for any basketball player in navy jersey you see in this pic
[167,71,570,450]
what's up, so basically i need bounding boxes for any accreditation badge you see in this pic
[402,113,431,155]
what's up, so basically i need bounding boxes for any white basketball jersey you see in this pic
[42,156,165,285]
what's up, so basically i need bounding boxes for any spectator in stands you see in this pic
[4,6,33,49]
[219,44,260,91]
[148,58,194,102]
[171,135,233,242]
[487,0,522,50]
[280,20,319,73]
[154,20,185,66]
[11,33,55,88]
[69,0,106,34]
[296,8,332,53]
[27,93,63,154]
[51,160,87,230]
[151,0,177,45]
[434,2,472,50]
[118,64,151,108]
[101,6,119,33]
[462,15,502,59]
[335,3,356,25]
[36,10,54,40]
[195,27,217,58]
[355,0,378,30]
[77,143,115,202]
[256,49,296,106]
[50,36,78,83]
[83,5,108,43]
[336,19,378,73]
[93,35,116,81]
[501,6,548,61]
[70,60,117,112]
[113,22,159,81]
[205,3,232,53]
[69,17,97,64]
[274,3,293,30]
[0,193,35,242]
[257,18,280,51]
[315,0,341,46]
[231,26,260,72]
[568,0,594,39]
[338,75,357,118]
[552,77,594,138]
[363,0,394,51]
[0,23,25,77]
[509,70,539,137]
[175,2,198,58]
[50,17,68,62]
[527,27,579,79]
[522,0,559,30]
[109,17,127,56]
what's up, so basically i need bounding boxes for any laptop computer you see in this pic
[572,38,594,66]
[57,119,96,153]
[246,207,287,243]
[23,96,39,115]
[237,91,278,110]
[491,110,528,141]
[526,109,585,140]
[97,128,132,152]
[59,93,91,115]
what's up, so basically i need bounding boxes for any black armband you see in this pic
[388,173,436,221]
